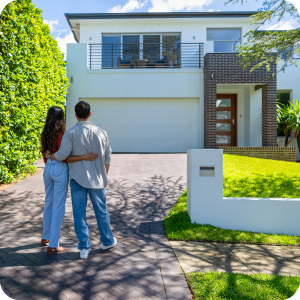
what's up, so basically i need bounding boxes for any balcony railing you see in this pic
[87,43,203,69]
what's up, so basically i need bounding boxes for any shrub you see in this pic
[0,0,69,183]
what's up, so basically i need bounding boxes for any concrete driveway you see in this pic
[0,154,190,300]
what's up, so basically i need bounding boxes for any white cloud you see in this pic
[44,19,58,33]
[108,0,146,13]
[263,20,298,30]
[207,9,214,12]
[55,32,76,58]
[57,29,68,34]
[148,0,213,12]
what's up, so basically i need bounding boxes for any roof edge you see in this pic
[65,11,259,21]
[65,14,79,43]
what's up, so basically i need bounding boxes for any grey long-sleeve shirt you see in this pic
[54,121,112,189]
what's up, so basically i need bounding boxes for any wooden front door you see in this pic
[216,94,237,147]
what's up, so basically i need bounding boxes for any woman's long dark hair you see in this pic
[40,106,66,155]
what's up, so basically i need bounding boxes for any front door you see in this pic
[216,94,237,147]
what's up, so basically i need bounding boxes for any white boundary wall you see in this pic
[187,149,300,236]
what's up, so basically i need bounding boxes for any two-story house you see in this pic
[64,12,299,160]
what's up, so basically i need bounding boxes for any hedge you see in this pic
[0,0,69,183]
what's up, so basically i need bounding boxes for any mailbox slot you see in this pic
[200,166,215,177]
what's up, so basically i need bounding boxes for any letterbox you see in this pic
[187,149,223,224]
[199,166,215,177]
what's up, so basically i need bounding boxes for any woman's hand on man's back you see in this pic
[84,152,98,161]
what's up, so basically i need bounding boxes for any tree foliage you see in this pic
[277,100,300,152]
[0,0,69,183]
[226,0,300,72]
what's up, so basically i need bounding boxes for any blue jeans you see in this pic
[70,179,114,250]
[42,159,69,248]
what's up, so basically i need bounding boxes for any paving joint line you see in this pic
[149,222,168,300]
[223,244,254,274]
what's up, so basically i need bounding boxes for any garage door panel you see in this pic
[103,124,199,139]
[91,111,198,126]
[85,98,199,152]
[87,98,197,112]
[109,138,199,153]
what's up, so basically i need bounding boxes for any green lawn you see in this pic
[164,155,300,245]
[187,272,300,300]
[223,154,300,198]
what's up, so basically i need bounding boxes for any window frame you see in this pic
[102,33,181,60]
[206,28,242,53]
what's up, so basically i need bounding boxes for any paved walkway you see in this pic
[0,154,190,300]
[171,241,300,276]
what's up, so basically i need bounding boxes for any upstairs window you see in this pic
[279,46,300,59]
[102,34,121,68]
[101,33,181,68]
[207,28,241,53]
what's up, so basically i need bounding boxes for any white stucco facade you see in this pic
[66,43,204,152]
[277,62,300,103]
[65,13,300,154]
[77,18,256,45]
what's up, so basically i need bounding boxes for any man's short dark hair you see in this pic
[75,101,90,119]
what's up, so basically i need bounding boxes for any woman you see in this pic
[40,106,97,254]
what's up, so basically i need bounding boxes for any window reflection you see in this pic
[216,111,231,119]
[102,35,121,69]
[217,135,231,144]
[207,29,241,53]
[216,123,231,131]
[162,35,181,68]
[123,35,140,62]
[216,99,231,107]
[143,35,160,63]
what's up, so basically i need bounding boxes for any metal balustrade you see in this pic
[87,43,204,69]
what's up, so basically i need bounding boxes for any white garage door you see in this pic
[83,98,199,152]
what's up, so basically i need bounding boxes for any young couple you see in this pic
[40,101,117,259]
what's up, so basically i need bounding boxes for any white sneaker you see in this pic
[80,249,90,259]
[100,237,117,251]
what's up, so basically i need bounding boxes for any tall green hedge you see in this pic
[0,0,69,183]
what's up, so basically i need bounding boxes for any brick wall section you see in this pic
[204,53,277,148]
[219,146,296,162]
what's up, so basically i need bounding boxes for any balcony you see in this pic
[87,43,203,69]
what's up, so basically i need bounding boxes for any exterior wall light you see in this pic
[211,74,214,79]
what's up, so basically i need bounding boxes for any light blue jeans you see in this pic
[70,179,114,250]
[42,159,69,248]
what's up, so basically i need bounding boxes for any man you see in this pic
[48,101,116,259]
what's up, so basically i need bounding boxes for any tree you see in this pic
[0,0,69,183]
[277,101,292,146]
[277,100,300,153]
[226,0,300,73]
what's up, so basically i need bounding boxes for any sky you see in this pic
[16,0,300,56]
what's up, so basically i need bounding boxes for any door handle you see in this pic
[232,119,235,124]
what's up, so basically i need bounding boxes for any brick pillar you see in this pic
[262,79,277,146]
[204,65,217,149]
